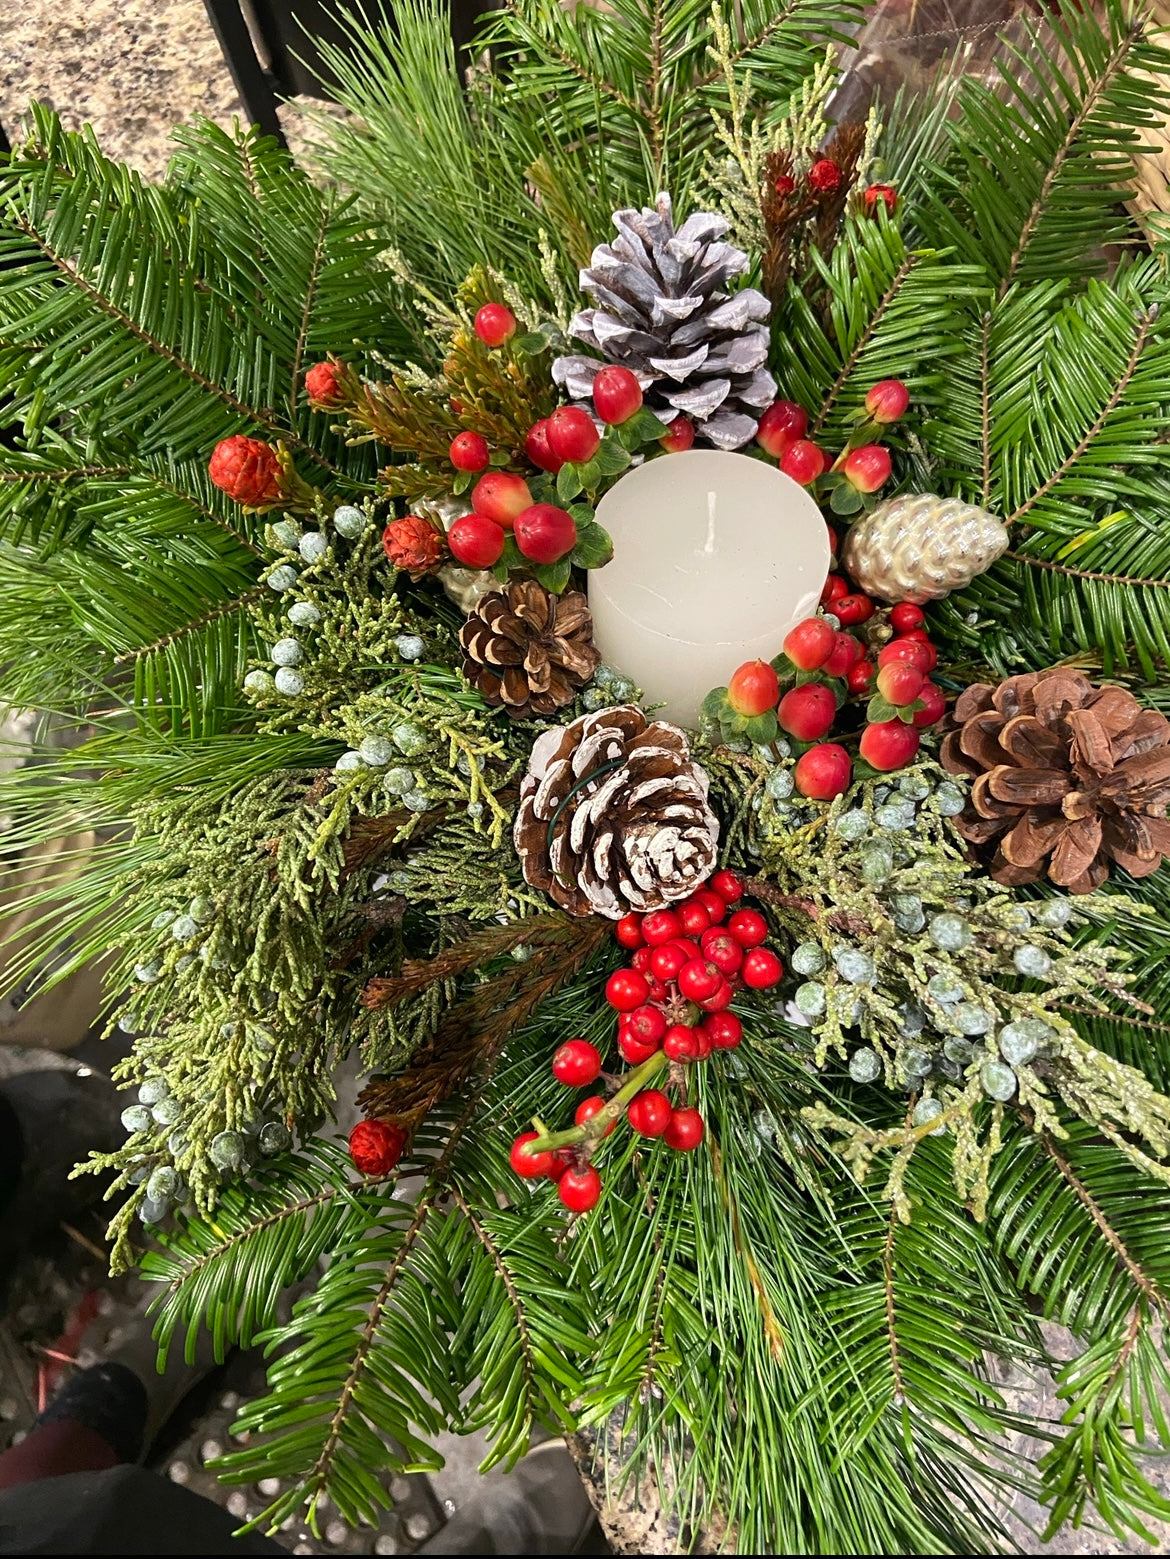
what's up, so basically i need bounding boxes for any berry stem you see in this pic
[527,1049,669,1153]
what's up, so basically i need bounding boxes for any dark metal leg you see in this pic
[201,0,288,145]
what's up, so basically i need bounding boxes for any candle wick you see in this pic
[701,491,717,556]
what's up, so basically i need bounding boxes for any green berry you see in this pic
[171,914,199,941]
[258,1121,291,1156]
[943,1036,975,1065]
[889,893,925,934]
[953,1002,994,1036]
[912,1097,946,1135]
[898,1001,926,1036]
[767,768,794,800]
[860,845,894,884]
[929,913,971,952]
[897,773,931,801]
[152,1096,181,1126]
[271,637,302,667]
[875,802,914,832]
[794,981,826,1017]
[392,721,429,757]
[403,788,430,813]
[335,751,366,773]
[299,531,329,564]
[394,634,425,662]
[189,896,215,924]
[901,1046,932,1076]
[151,911,176,931]
[934,783,965,816]
[332,505,366,538]
[834,947,876,985]
[1014,945,1053,980]
[791,941,825,976]
[582,687,607,711]
[998,1019,1050,1065]
[244,669,273,695]
[274,667,304,696]
[138,1196,168,1225]
[359,736,394,767]
[384,766,413,794]
[121,1104,152,1133]
[980,1061,1017,1101]
[927,973,964,1005]
[849,1047,882,1083]
[134,961,162,984]
[467,800,484,819]
[146,1165,181,1203]
[833,810,869,842]
[288,600,321,627]
[209,1130,246,1173]
[1035,899,1072,930]
[270,519,300,549]
[138,1076,169,1106]
[267,564,299,592]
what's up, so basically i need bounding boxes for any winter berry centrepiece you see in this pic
[508,870,781,1214]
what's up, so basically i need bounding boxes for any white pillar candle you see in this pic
[589,450,831,728]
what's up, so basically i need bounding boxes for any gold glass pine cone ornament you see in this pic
[841,493,1010,605]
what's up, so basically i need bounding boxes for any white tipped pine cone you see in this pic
[514,705,719,918]
[552,192,776,450]
[841,493,1009,605]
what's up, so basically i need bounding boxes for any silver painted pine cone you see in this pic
[841,493,1009,605]
[514,706,719,918]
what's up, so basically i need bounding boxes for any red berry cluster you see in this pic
[348,1118,407,1176]
[756,379,909,519]
[508,871,782,1215]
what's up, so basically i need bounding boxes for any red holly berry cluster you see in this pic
[756,379,909,520]
[348,1118,407,1176]
[508,871,781,1214]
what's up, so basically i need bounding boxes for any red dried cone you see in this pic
[304,361,348,409]
[383,514,443,574]
[209,435,283,508]
[349,1119,406,1175]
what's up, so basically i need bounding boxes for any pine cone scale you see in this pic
[942,667,1170,893]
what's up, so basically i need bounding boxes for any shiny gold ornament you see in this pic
[841,493,1009,605]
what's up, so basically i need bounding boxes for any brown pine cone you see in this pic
[514,705,719,918]
[940,668,1170,893]
[460,580,599,720]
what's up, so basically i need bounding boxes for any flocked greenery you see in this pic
[1,0,1170,1552]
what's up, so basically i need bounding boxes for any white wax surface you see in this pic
[589,451,830,727]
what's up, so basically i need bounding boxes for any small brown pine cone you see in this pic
[514,705,719,918]
[940,667,1170,893]
[460,580,599,720]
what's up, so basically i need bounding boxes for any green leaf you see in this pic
[532,558,572,593]
[512,332,548,356]
[556,462,583,502]
[744,710,780,744]
[620,405,670,446]
[569,521,613,570]
[867,694,897,723]
[591,436,633,478]
[701,686,730,721]
[452,469,474,495]
[830,482,864,516]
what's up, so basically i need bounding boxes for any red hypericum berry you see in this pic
[826,521,839,554]
[774,173,797,196]
[677,959,723,1001]
[890,601,924,632]
[709,869,743,905]
[794,742,852,800]
[349,1119,406,1176]
[913,681,947,728]
[474,302,517,347]
[664,1107,705,1152]
[700,927,744,976]
[606,968,650,1011]
[525,419,564,474]
[727,908,768,949]
[593,366,643,426]
[821,573,850,606]
[783,617,836,671]
[677,899,711,938]
[558,1164,602,1213]
[876,661,925,707]
[552,1038,603,1086]
[471,472,532,529]
[649,942,689,981]
[645,976,669,1004]
[513,503,577,565]
[696,887,728,923]
[809,158,842,193]
[859,719,921,772]
[447,513,505,569]
[631,946,654,974]
[627,1090,673,1138]
[668,937,703,964]
[756,399,809,458]
[209,435,282,507]
[703,1011,743,1050]
[823,632,861,679]
[778,683,837,742]
[546,1150,572,1181]
[619,1031,659,1065]
[664,1024,702,1062]
[627,1005,668,1047]
[305,360,346,409]
[698,979,735,1013]
[878,638,934,674]
[867,380,910,425]
[781,439,827,486]
[660,416,695,452]
[576,1095,616,1137]
[510,1131,555,1179]
[843,445,892,494]
[450,431,490,472]
[742,947,784,990]
[615,913,644,950]
[383,515,443,573]
[832,593,875,628]
[847,659,875,695]
[863,183,898,218]
[727,658,781,718]
[692,1026,713,1059]
[547,405,601,465]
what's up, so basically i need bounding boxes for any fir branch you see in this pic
[448,1184,538,1401]
[111,585,267,667]
[1003,550,1170,591]
[979,312,992,506]
[289,204,331,421]
[809,252,917,436]
[710,1132,785,1361]
[361,914,564,1010]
